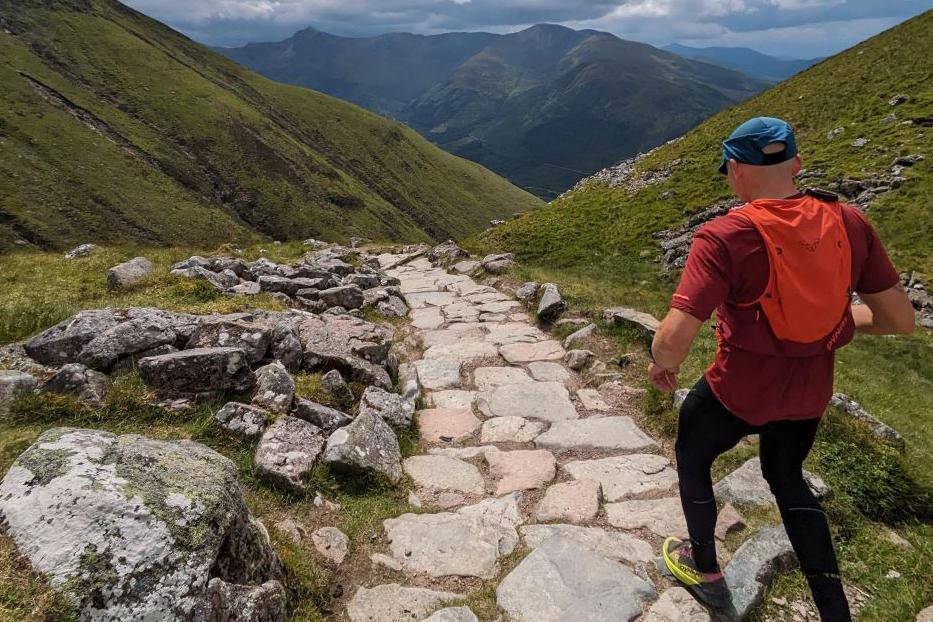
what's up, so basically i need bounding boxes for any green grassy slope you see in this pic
[0,0,541,252]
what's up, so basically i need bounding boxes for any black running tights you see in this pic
[676,376,852,622]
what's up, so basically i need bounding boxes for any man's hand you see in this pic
[648,362,679,392]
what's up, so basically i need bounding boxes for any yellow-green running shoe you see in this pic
[662,536,732,611]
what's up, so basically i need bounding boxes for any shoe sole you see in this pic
[661,537,732,612]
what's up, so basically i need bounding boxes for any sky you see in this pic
[124,0,933,59]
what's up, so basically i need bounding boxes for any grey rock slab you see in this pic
[642,587,712,622]
[486,449,556,495]
[477,300,521,314]
[403,455,485,494]
[483,322,547,345]
[358,386,415,427]
[916,605,933,622]
[723,526,797,621]
[496,535,657,622]
[481,417,545,443]
[605,497,688,538]
[564,454,678,502]
[535,417,656,452]
[311,526,349,564]
[186,319,273,365]
[713,457,828,508]
[191,578,287,622]
[78,314,177,371]
[476,381,578,422]
[423,606,478,622]
[576,388,612,411]
[215,402,269,437]
[41,363,109,409]
[428,390,476,409]
[421,324,486,348]
[603,307,661,339]
[521,524,653,564]
[472,366,533,390]
[500,340,566,363]
[442,302,480,323]
[320,369,353,405]
[563,323,596,348]
[319,285,365,310]
[536,283,567,323]
[293,398,353,433]
[107,256,153,289]
[324,412,402,483]
[458,492,524,528]
[252,362,295,414]
[414,359,463,390]
[515,281,540,302]
[418,407,481,444]
[527,361,570,383]
[422,342,499,362]
[429,446,501,461]
[255,416,325,493]
[297,314,394,389]
[404,291,458,309]
[565,349,595,370]
[346,584,461,622]
[410,306,445,330]
[139,347,254,396]
[0,428,283,621]
[24,309,121,365]
[533,480,602,524]
[451,260,480,274]
[0,370,37,418]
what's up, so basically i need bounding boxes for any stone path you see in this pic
[346,252,779,621]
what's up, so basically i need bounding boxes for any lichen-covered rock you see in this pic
[536,283,567,323]
[319,285,365,310]
[24,309,121,365]
[293,398,353,433]
[723,526,796,620]
[515,282,540,302]
[78,313,177,371]
[139,347,255,396]
[257,275,324,297]
[251,362,295,414]
[190,579,287,622]
[215,402,269,437]
[41,363,110,409]
[358,386,415,427]
[0,370,37,418]
[64,243,97,259]
[346,584,462,622]
[429,240,469,266]
[0,428,284,621]
[376,295,408,318]
[107,256,153,289]
[269,323,303,372]
[320,369,354,405]
[187,319,275,365]
[254,416,325,493]
[323,411,402,482]
[830,393,905,450]
[297,314,394,388]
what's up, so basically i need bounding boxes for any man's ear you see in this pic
[791,154,802,176]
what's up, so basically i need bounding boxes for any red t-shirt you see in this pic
[671,197,899,425]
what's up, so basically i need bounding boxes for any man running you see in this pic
[647,117,916,620]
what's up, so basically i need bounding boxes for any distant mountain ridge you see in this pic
[663,43,822,82]
[218,25,769,198]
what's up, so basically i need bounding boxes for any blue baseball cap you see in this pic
[719,116,798,174]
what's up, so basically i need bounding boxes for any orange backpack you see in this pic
[730,194,853,344]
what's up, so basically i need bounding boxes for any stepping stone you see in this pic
[521,524,654,564]
[527,361,570,383]
[481,417,545,443]
[724,526,796,620]
[716,502,747,541]
[414,359,463,390]
[428,390,476,409]
[422,324,486,347]
[479,312,507,322]
[714,457,828,508]
[576,388,612,411]
[399,277,442,294]
[464,291,510,304]
[473,366,533,390]
[564,454,678,502]
[486,449,556,495]
[430,446,501,460]
[311,526,349,564]
[404,455,485,494]
[485,323,547,345]
[423,342,499,362]
[605,497,688,538]
[509,312,531,322]
[418,407,481,443]
[448,281,485,295]
[476,381,578,422]
[534,480,601,524]
[477,300,521,314]
[423,606,478,622]
[410,307,444,330]
[642,587,712,622]
[346,584,462,622]
[451,260,479,274]
[443,303,481,323]
[535,417,657,452]
[405,291,457,308]
[499,340,565,363]
[458,492,524,528]
[496,535,657,622]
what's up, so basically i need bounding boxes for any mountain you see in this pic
[218,25,769,198]
[663,43,821,82]
[0,0,541,252]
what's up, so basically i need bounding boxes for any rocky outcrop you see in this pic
[0,428,285,621]
[139,347,255,396]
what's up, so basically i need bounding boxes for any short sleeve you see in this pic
[671,227,731,321]
[850,211,900,294]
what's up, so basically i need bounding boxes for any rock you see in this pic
[481,417,546,443]
[564,454,678,502]
[63,243,97,259]
[423,606,479,622]
[429,390,476,409]
[25,309,121,365]
[889,93,909,106]
[429,446,501,460]
[603,307,660,340]
[254,416,325,493]
[535,416,656,452]
[0,370,37,418]
[881,112,898,126]
[605,497,688,538]
[107,256,153,289]
[258,275,323,297]
[536,283,567,323]
[477,381,577,422]
[917,605,933,622]
[642,587,711,622]
[41,363,109,408]
[451,260,480,274]
[437,492,467,509]
[473,366,533,390]
[716,502,747,541]
[0,428,283,620]
[483,258,514,274]
[564,349,595,370]
[274,518,306,542]
[215,402,269,437]
[458,492,524,528]
[410,306,445,330]
[358,386,415,427]
[414,358,463,390]
[515,282,540,302]
[319,285,365,310]
[323,411,402,483]
[382,511,518,578]
[830,393,905,450]
[230,280,262,295]
[852,137,870,148]
[293,398,353,433]
[187,320,274,365]
[527,361,570,383]
[534,480,602,524]
[563,323,595,348]
[376,295,408,317]
[423,341,499,362]
[826,127,845,140]
[321,369,354,405]
[190,578,287,622]
[269,324,303,372]
[496,535,657,622]
[139,347,254,396]
[397,363,421,401]
[251,362,295,414]
[429,240,470,265]
[346,584,461,622]
[673,388,690,409]
[298,314,394,388]
[405,290,458,308]
[486,449,556,495]
[418,407,481,443]
[499,340,566,363]
[577,388,612,411]
[713,457,828,508]
[403,455,485,494]
[521,524,653,564]
[724,526,797,620]
[77,313,177,371]
[311,526,349,564]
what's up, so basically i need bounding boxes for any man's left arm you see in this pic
[649,309,705,390]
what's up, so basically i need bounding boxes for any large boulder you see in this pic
[251,362,295,414]
[187,320,274,364]
[0,370,37,418]
[254,416,325,493]
[24,309,121,365]
[297,315,394,388]
[318,285,365,310]
[713,457,828,508]
[258,275,324,297]
[41,363,110,409]
[138,347,254,396]
[215,402,269,437]
[293,398,353,433]
[0,428,285,621]
[323,411,402,482]
[78,313,177,371]
[107,256,154,289]
[358,386,415,427]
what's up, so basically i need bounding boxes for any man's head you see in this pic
[720,117,802,201]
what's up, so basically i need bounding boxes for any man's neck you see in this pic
[743,183,801,201]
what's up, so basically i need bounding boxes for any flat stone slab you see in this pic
[486,449,556,495]
[311,526,349,564]
[442,303,480,323]
[421,324,486,348]
[428,390,476,409]
[477,300,521,314]
[481,417,546,443]
[410,307,444,330]
[724,526,796,620]
[403,455,485,494]
[713,457,828,508]
[477,381,578,422]
[605,497,688,538]
[418,408,481,443]
[521,524,654,564]
[576,388,612,411]
[423,342,499,362]
[473,366,533,390]
[430,446,501,461]
[496,535,657,622]
[405,291,458,308]
[458,492,524,529]
[642,587,712,622]
[527,362,570,383]
[346,584,461,622]
[499,340,566,363]
[414,359,463,390]
[564,454,678,502]
[534,480,602,524]
[423,606,478,622]
[535,417,657,452]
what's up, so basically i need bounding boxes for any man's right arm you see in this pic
[853,286,915,335]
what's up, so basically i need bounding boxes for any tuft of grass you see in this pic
[0,532,76,622]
